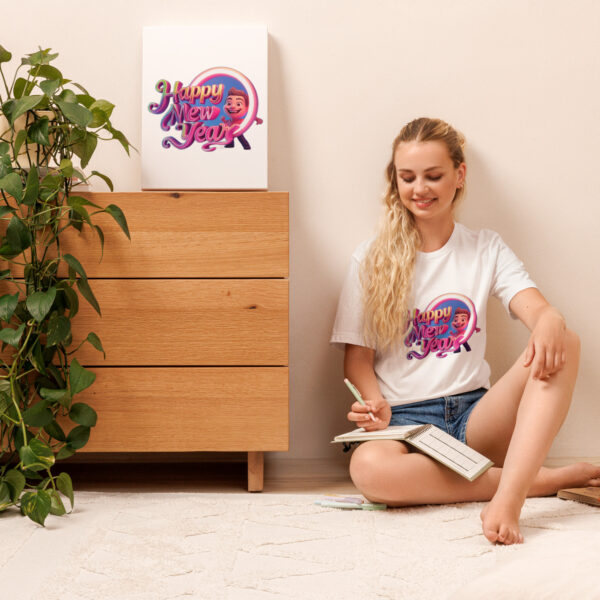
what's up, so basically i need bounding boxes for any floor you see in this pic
[52,455,358,494]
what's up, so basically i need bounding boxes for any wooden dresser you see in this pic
[61,191,289,491]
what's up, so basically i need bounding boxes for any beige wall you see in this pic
[6,0,599,464]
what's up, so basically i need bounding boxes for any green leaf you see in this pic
[5,95,44,125]
[88,108,106,129]
[0,292,19,321]
[19,438,55,471]
[72,131,97,169]
[56,472,74,508]
[77,277,101,316]
[22,165,40,206]
[69,358,96,395]
[49,489,67,516]
[13,129,27,157]
[62,253,87,280]
[76,94,95,108]
[0,45,12,63]
[58,158,74,177]
[94,225,105,260]
[26,287,56,322]
[69,402,97,427]
[13,78,35,99]
[30,340,47,375]
[27,116,50,146]
[29,64,63,80]
[24,48,59,66]
[0,141,9,155]
[104,204,130,240]
[0,172,24,202]
[20,489,51,526]
[66,425,90,450]
[90,99,115,119]
[55,98,92,128]
[40,387,69,404]
[40,78,60,97]
[58,89,77,103]
[57,282,79,318]
[107,125,132,155]
[0,482,11,510]
[23,400,53,427]
[44,420,67,442]
[86,332,105,358]
[3,469,26,502]
[6,216,30,251]
[0,323,25,346]
[0,206,13,220]
[56,446,75,461]
[46,314,71,346]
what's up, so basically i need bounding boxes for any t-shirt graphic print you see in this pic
[404,294,481,360]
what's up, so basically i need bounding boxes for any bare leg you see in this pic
[350,440,600,508]
[466,330,581,544]
[349,330,593,545]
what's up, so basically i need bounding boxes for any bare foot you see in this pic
[550,462,600,490]
[480,493,525,545]
[480,463,600,545]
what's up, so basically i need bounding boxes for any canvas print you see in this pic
[142,26,267,190]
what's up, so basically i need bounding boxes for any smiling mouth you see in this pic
[413,198,437,207]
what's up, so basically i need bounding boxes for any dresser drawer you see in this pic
[62,367,289,452]
[58,192,289,278]
[71,279,288,366]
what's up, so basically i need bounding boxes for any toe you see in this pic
[483,527,498,544]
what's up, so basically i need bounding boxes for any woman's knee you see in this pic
[349,440,408,490]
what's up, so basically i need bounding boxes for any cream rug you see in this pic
[2,492,600,600]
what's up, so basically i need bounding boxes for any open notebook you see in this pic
[332,424,493,482]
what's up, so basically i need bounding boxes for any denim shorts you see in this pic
[388,387,488,445]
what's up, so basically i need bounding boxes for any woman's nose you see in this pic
[414,177,430,195]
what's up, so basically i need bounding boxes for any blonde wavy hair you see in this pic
[360,117,466,350]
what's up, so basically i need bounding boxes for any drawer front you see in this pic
[60,367,289,452]
[58,192,289,278]
[71,279,288,366]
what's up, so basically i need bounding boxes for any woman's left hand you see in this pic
[523,307,567,380]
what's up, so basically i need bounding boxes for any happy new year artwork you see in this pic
[141,26,267,190]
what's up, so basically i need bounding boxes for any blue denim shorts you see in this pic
[388,387,488,445]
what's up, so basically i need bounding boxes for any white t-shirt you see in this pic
[330,222,537,406]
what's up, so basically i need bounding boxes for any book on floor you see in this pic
[557,487,600,507]
[332,424,493,482]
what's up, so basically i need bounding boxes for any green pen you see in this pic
[344,378,376,422]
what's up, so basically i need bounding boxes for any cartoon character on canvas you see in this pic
[147,67,263,152]
[222,87,263,150]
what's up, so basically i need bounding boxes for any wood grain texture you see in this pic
[57,191,289,278]
[71,279,288,366]
[247,451,264,492]
[58,367,289,452]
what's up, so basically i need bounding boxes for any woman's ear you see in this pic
[457,162,466,188]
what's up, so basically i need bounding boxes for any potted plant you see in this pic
[0,45,132,525]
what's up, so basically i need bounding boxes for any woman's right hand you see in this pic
[347,397,391,431]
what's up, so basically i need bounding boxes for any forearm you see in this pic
[344,346,386,404]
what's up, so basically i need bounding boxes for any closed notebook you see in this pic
[332,424,493,482]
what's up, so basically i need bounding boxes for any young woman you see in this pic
[330,117,600,545]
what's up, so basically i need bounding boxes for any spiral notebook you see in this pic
[332,424,493,482]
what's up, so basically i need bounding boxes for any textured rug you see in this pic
[2,492,600,600]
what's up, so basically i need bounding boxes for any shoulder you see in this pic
[350,235,376,264]
[454,223,506,253]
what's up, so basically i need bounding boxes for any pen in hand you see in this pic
[344,378,377,422]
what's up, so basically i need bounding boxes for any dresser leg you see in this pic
[247,451,264,492]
